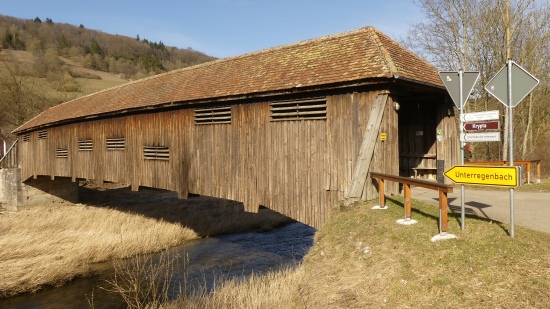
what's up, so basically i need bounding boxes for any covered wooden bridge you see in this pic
[12,26,459,228]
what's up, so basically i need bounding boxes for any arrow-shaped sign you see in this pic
[460,132,501,142]
[463,121,500,132]
[460,110,499,122]
[444,165,519,187]
[439,71,480,108]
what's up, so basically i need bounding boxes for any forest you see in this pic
[0,14,216,138]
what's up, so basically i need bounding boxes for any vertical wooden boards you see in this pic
[436,99,459,183]
[347,93,389,198]
[375,94,399,196]
[16,88,427,228]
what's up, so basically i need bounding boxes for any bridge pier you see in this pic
[0,168,79,211]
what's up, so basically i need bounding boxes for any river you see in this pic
[0,222,315,308]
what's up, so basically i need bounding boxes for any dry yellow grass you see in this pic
[0,182,294,298]
[164,197,550,309]
[161,267,305,309]
[0,204,195,297]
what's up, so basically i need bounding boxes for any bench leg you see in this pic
[404,183,411,219]
[439,190,448,233]
[379,179,385,207]
[430,190,458,241]
[537,161,541,183]
[372,178,387,210]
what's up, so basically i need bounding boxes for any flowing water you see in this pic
[0,222,315,309]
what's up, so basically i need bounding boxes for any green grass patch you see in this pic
[299,197,550,308]
[77,78,128,95]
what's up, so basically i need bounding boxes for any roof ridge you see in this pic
[367,27,398,77]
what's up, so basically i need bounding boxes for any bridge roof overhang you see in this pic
[14,26,444,134]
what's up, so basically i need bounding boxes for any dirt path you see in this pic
[412,186,550,234]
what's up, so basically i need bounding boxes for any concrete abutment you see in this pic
[0,168,79,211]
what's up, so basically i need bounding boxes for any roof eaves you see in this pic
[13,77,393,134]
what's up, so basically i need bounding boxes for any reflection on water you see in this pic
[0,222,315,309]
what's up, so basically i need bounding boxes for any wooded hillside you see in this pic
[0,14,216,138]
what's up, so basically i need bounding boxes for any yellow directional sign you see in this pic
[444,165,519,188]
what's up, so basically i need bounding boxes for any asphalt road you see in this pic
[411,186,550,234]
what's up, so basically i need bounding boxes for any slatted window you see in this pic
[56,148,68,158]
[106,138,126,150]
[194,106,231,125]
[38,130,48,139]
[78,139,93,151]
[270,98,327,121]
[22,133,31,142]
[144,146,169,161]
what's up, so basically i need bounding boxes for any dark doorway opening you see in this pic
[398,98,438,180]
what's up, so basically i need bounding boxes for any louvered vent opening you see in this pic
[106,138,125,150]
[56,148,68,158]
[22,133,30,142]
[144,146,169,160]
[78,139,93,151]
[270,98,327,121]
[194,106,231,125]
[38,130,48,139]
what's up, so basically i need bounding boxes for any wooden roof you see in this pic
[14,26,443,133]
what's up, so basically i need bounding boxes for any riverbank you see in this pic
[164,197,550,308]
[0,182,294,298]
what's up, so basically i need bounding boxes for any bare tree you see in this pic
[404,0,550,161]
[0,59,52,133]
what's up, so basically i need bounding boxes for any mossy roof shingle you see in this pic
[14,26,443,133]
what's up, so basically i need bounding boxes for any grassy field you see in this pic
[2,180,549,307]
[0,183,293,298]
[165,196,550,308]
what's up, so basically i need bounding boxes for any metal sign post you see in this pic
[439,70,479,231]
[485,60,539,238]
[459,70,465,232]
[507,60,515,238]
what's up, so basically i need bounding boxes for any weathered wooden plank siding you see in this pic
[18,89,410,227]
[437,101,459,183]
[366,94,399,199]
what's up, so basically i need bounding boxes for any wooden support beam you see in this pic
[439,190,449,233]
[379,178,385,208]
[404,183,411,219]
[536,161,541,183]
[348,93,389,197]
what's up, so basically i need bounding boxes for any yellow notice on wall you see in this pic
[380,133,387,141]
[444,165,519,188]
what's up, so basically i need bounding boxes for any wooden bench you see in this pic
[411,167,437,178]
[370,171,453,236]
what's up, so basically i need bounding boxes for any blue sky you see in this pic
[2,1,423,58]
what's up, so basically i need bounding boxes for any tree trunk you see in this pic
[521,94,534,158]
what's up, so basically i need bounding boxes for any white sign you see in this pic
[460,132,501,142]
[460,110,499,122]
